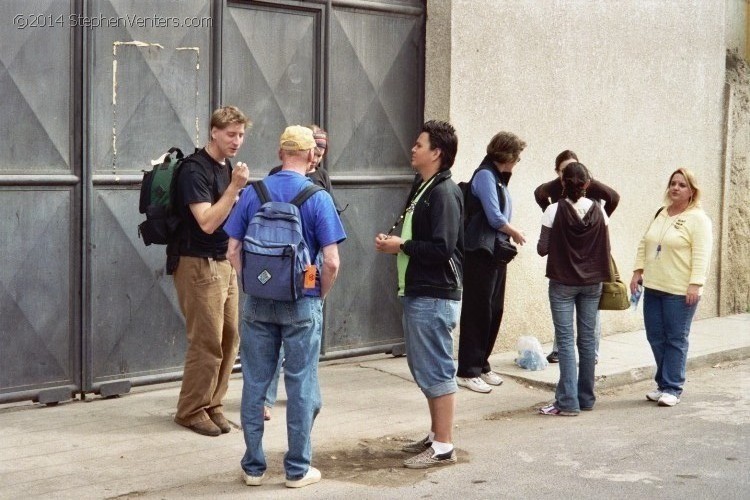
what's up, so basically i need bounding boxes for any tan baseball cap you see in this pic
[279,125,316,151]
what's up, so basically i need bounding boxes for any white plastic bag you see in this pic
[514,335,548,371]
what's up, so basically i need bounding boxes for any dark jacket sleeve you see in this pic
[535,178,563,213]
[403,183,462,265]
[588,180,620,216]
[534,181,552,212]
[537,225,551,256]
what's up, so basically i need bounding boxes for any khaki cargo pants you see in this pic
[173,256,239,426]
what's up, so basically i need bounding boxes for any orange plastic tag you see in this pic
[304,265,316,289]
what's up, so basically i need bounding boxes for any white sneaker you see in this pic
[243,471,265,486]
[646,390,663,402]
[285,466,321,488]
[658,393,680,407]
[480,371,504,386]
[457,376,492,393]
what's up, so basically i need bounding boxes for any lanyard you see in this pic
[385,173,438,236]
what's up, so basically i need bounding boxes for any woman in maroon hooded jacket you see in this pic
[537,163,610,415]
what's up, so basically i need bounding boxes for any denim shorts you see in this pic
[400,296,460,399]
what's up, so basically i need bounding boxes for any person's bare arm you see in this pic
[500,223,526,245]
[190,162,249,234]
[228,238,242,274]
[320,243,340,299]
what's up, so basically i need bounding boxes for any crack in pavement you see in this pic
[355,363,416,385]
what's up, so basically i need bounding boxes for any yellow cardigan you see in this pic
[634,206,713,296]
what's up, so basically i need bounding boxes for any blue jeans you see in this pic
[550,311,601,357]
[240,296,323,480]
[548,280,602,412]
[400,296,460,399]
[264,346,283,407]
[643,288,698,396]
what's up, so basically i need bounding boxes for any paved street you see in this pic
[1,315,747,499]
[123,360,750,499]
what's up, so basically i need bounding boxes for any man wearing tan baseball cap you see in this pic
[225,125,346,489]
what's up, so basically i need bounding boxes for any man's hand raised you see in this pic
[232,162,250,189]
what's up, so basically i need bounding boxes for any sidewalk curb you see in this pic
[500,345,750,391]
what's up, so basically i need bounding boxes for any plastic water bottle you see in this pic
[516,350,546,371]
[527,351,544,371]
[630,280,643,311]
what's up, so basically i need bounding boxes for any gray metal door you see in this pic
[0,0,81,404]
[85,0,212,393]
[0,0,424,405]
[222,0,425,357]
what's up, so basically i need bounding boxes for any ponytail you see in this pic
[562,162,591,202]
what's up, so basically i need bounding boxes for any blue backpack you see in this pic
[241,180,324,301]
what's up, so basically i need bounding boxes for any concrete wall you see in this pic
[725,0,748,58]
[424,0,451,121]
[722,51,750,315]
[426,0,728,351]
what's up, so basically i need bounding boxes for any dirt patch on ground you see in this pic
[204,436,469,489]
[313,436,470,487]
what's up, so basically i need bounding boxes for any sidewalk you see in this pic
[0,314,748,498]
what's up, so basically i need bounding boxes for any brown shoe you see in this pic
[209,412,232,433]
[184,419,221,437]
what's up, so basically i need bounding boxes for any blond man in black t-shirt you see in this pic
[172,106,250,437]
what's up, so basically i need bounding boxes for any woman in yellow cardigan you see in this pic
[630,168,713,407]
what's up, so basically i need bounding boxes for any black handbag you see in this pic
[464,213,517,266]
[493,237,518,265]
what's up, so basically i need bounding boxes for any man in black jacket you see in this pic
[375,120,463,469]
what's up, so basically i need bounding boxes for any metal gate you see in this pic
[85,0,213,397]
[222,0,425,357]
[0,0,81,404]
[0,0,424,405]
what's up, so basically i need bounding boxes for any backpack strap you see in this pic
[168,147,184,160]
[251,180,323,207]
[654,206,665,219]
[251,180,272,204]
[290,184,325,208]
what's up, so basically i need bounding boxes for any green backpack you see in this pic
[137,147,185,246]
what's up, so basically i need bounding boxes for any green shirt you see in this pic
[397,177,436,296]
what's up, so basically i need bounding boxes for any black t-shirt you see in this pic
[176,148,231,258]
[268,164,332,192]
